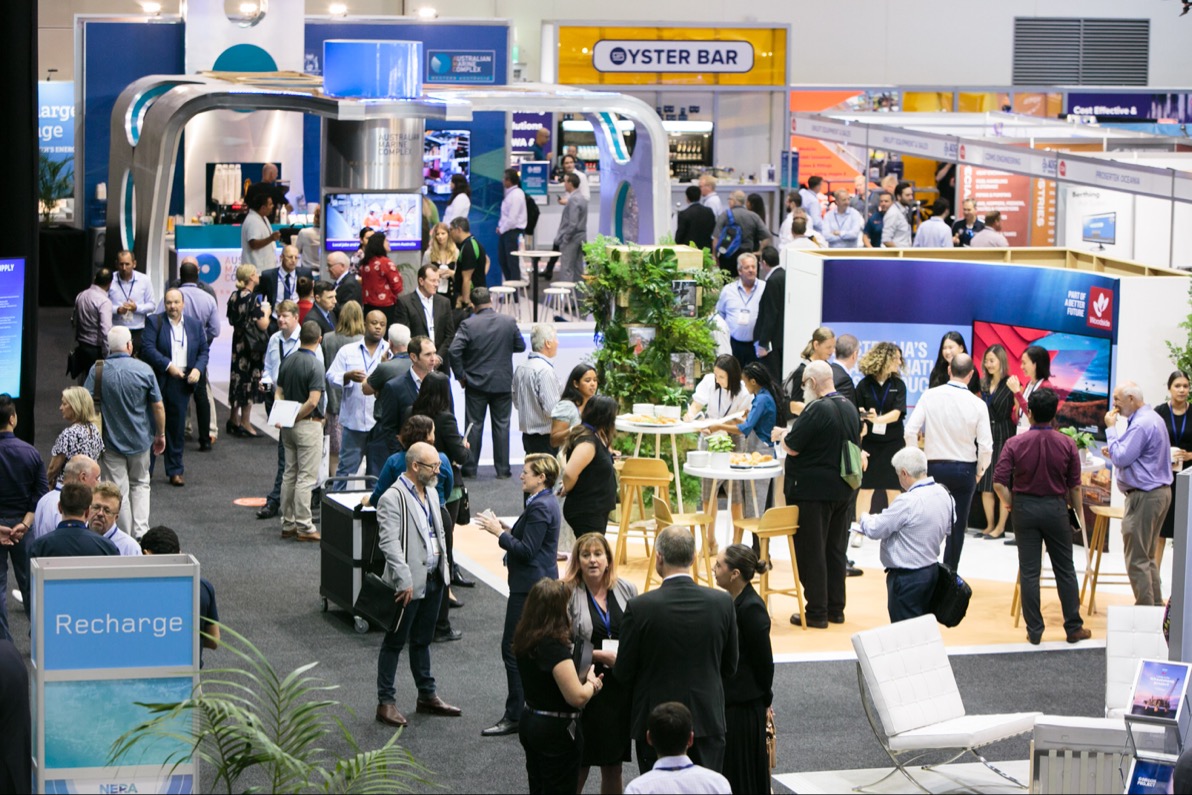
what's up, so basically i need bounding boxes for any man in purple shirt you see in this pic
[1101,381,1174,606]
[994,388,1090,645]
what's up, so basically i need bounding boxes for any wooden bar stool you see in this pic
[738,506,806,629]
[1082,505,1130,615]
[649,498,714,590]
[614,458,674,567]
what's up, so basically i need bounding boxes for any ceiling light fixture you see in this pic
[415,6,438,19]
[239,2,258,14]
[140,1,162,14]
[328,2,347,16]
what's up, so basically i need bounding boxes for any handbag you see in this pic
[930,561,972,628]
[456,481,471,525]
[766,710,778,769]
[353,529,404,633]
[830,397,864,490]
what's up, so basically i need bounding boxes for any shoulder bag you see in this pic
[930,560,972,628]
[829,397,863,490]
[353,525,405,633]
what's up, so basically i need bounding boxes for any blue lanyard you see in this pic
[280,336,298,359]
[359,343,383,374]
[1170,408,1188,441]
[401,477,435,530]
[169,321,186,350]
[736,283,758,308]
[587,590,612,638]
[117,276,136,302]
[870,380,892,413]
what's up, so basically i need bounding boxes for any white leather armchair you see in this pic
[1104,605,1168,718]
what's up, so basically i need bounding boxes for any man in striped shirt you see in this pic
[511,324,561,456]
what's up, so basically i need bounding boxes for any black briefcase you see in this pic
[930,562,972,628]
[354,572,404,633]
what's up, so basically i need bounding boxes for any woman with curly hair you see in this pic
[855,342,907,522]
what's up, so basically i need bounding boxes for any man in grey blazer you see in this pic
[552,173,588,282]
[374,443,461,728]
[449,287,527,478]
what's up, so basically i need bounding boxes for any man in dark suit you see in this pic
[753,246,785,384]
[394,266,454,374]
[142,289,211,486]
[327,251,362,308]
[369,335,438,474]
[676,185,716,251]
[307,280,338,335]
[614,526,738,775]
[256,245,313,330]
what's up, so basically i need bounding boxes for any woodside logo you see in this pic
[592,40,754,73]
[1087,286,1113,331]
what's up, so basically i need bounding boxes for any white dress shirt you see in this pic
[799,187,824,230]
[263,327,324,385]
[822,207,864,248]
[715,279,766,342]
[497,185,528,234]
[30,488,62,542]
[692,373,753,420]
[326,340,386,432]
[911,216,955,248]
[970,227,1009,248]
[904,381,994,474]
[624,755,731,794]
[418,289,437,341]
[108,274,156,330]
[881,204,913,247]
[443,193,471,226]
[168,317,188,370]
[859,477,954,570]
[701,191,724,218]
[240,209,277,269]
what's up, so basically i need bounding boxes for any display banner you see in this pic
[426,49,497,84]
[520,162,550,197]
[556,25,787,86]
[512,112,552,153]
[957,165,1031,246]
[1056,157,1173,200]
[0,258,25,399]
[1066,91,1192,123]
[33,555,200,795]
[38,82,74,166]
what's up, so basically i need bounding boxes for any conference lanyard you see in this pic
[280,336,299,360]
[870,380,892,413]
[169,321,186,353]
[359,343,385,375]
[401,477,435,530]
[735,283,758,308]
[117,276,136,303]
[1171,409,1188,441]
[588,590,612,638]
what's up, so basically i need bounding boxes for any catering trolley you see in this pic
[319,476,380,633]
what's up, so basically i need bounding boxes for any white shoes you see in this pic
[11,589,22,604]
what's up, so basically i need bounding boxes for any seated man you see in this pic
[625,703,731,794]
[856,446,953,623]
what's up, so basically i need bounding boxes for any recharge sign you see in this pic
[593,40,754,73]
[38,81,75,164]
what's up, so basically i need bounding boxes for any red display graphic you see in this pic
[1087,286,1114,332]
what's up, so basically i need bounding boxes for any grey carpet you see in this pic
[10,309,1107,793]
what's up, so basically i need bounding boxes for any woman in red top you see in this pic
[358,232,403,325]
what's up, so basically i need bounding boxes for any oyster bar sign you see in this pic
[592,40,754,72]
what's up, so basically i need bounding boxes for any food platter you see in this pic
[728,452,778,469]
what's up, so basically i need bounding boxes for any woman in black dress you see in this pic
[225,264,271,437]
[928,330,981,395]
[564,532,637,794]
[714,544,774,795]
[978,344,1015,539]
[513,579,604,795]
[1155,370,1192,568]
[856,342,907,521]
[560,396,619,536]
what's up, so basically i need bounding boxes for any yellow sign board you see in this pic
[557,26,787,87]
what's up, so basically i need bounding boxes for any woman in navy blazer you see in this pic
[475,453,562,738]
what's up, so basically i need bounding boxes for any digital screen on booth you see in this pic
[424,130,470,195]
[1082,212,1117,246]
[0,257,25,398]
[971,320,1112,439]
[324,192,422,252]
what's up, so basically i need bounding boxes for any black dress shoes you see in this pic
[433,628,463,643]
[789,613,830,629]
[481,718,519,737]
[256,501,279,519]
[448,594,464,609]
[452,566,476,588]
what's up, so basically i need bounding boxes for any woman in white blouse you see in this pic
[443,174,471,226]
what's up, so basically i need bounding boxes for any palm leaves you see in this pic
[108,623,432,794]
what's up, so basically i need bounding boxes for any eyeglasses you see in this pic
[413,461,441,473]
[89,504,117,515]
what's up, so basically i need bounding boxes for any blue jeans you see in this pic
[928,460,977,573]
[886,565,939,623]
[333,428,370,491]
[376,572,444,705]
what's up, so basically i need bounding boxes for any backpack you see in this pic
[716,208,743,259]
[524,193,541,235]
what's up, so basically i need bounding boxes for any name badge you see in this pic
[871,422,887,436]
[602,639,620,655]
[737,308,751,325]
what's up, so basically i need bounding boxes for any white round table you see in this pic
[512,250,562,322]
[616,418,697,512]
[683,462,784,543]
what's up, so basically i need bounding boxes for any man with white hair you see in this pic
[328,251,362,308]
[1101,381,1174,606]
[777,360,861,629]
[821,190,864,248]
[84,326,166,539]
[857,446,953,622]
[511,324,562,455]
[715,253,765,367]
[699,174,724,218]
[30,455,101,542]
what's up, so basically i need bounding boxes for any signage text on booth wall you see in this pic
[592,41,754,73]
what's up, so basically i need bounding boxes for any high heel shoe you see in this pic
[984,528,1005,540]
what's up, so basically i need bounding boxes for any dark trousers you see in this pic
[73,342,102,385]
[637,733,726,775]
[465,388,512,477]
[520,712,582,794]
[522,433,556,456]
[157,376,207,476]
[0,522,30,636]
[436,505,456,633]
[498,228,524,284]
[129,328,144,358]
[929,461,977,572]
[365,425,400,480]
[1014,494,1084,637]
[501,591,529,722]
[886,565,939,623]
[730,338,758,369]
[268,437,285,505]
[759,346,783,385]
[376,572,445,704]
[791,498,851,622]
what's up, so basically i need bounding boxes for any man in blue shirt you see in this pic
[1102,381,1174,606]
[28,483,119,560]
[863,191,892,248]
[108,250,156,356]
[715,253,765,368]
[822,190,864,248]
[0,394,48,637]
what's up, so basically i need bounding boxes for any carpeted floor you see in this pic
[8,309,1109,793]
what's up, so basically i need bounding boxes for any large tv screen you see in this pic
[971,320,1112,439]
[1082,212,1117,246]
[324,192,422,253]
[424,129,470,195]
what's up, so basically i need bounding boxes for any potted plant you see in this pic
[39,152,74,224]
[1060,427,1096,463]
[706,431,735,469]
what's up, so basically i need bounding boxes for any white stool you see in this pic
[489,286,517,317]
[503,279,529,320]
[542,287,572,321]
[551,282,581,318]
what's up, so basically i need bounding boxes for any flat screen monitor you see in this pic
[424,129,470,195]
[1125,759,1176,794]
[971,320,1112,439]
[1130,659,1191,725]
[1082,212,1117,246]
[323,192,422,252]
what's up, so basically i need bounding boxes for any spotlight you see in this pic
[239,2,258,14]
[140,1,162,13]
[328,2,347,15]
[415,6,438,19]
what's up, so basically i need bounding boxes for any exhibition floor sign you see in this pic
[31,555,201,794]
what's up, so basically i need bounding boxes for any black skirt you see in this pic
[723,698,769,795]
[860,438,903,491]
[579,674,631,766]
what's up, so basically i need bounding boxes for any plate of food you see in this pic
[728,452,778,469]
[620,414,682,428]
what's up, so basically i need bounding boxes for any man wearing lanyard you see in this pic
[624,703,731,794]
[275,321,327,542]
[1101,381,1174,606]
[822,190,864,248]
[511,324,562,456]
[715,253,765,368]
[109,250,156,356]
[375,442,461,728]
[903,354,993,573]
[395,266,454,375]
[326,310,388,490]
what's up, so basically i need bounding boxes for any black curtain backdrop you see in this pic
[0,2,38,443]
